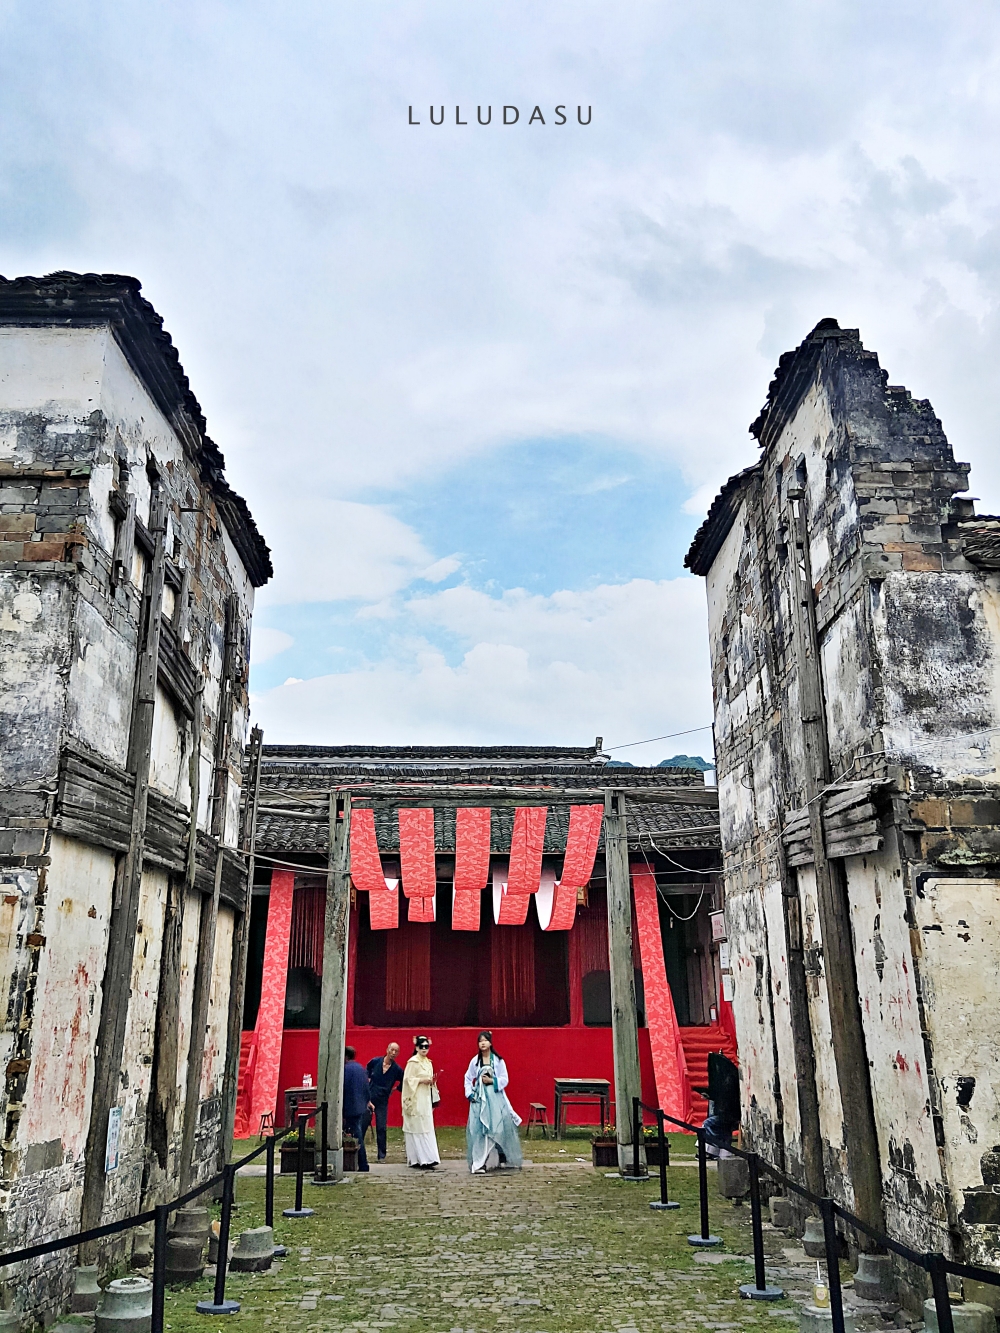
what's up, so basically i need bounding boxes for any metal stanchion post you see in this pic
[739,1154,783,1299]
[650,1110,679,1211]
[927,1253,956,1333]
[633,1098,641,1180]
[265,1134,287,1257]
[688,1129,722,1246]
[311,1102,333,1185]
[283,1115,315,1218]
[820,1197,845,1333]
[151,1203,169,1333]
[197,1165,241,1315]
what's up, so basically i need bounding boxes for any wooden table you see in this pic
[284,1085,317,1128]
[553,1078,611,1138]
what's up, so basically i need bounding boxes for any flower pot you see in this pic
[644,1141,669,1168]
[280,1143,316,1175]
[343,1144,359,1172]
[591,1138,618,1169]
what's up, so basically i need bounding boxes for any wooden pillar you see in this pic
[219,724,263,1167]
[180,597,238,1187]
[146,686,202,1196]
[787,488,884,1239]
[604,789,645,1174]
[81,478,168,1238]
[316,793,351,1179]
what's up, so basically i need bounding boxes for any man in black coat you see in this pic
[343,1046,372,1172]
[365,1041,404,1161]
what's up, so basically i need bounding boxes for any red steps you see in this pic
[678,1024,738,1125]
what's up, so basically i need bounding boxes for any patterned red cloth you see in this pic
[507,806,547,894]
[351,806,389,892]
[632,866,693,1123]
[398,807,436,898]
[369,885,399,929]
[454,806,491,887]
[248,869,296,1133]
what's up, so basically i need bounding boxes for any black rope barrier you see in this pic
[656,1106,999,1330]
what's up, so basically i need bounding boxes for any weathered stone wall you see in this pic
[693,322,1000,1272]
[0,316,261,1320]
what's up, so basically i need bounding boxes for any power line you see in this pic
[605,725,714,753]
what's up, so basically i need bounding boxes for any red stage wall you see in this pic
[275,1026,656,1129]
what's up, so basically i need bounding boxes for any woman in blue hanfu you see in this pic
[464,1030,523,1173]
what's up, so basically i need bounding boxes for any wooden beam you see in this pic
[255,784,719,810]
[218,725,263,1169]
[316,793,351,1179]
[179,846,224,1188]
[604,790,645,1175]
[81,480,168,1239]
[787,492,885,1239]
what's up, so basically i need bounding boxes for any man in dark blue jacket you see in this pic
[365,1042,405,1161]
[343,1047,372,1172]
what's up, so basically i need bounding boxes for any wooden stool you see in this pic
[525,1103,549,1139]
[258,1111,274,1140]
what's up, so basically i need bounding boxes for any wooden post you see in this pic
[147,685,203,1191]
[81,478,168,1238]
[316,793,351,1180]
[180,596,239,1186]
[179,847,225,1187]
[604,789,646,1175]
[787,489,884,1240]
[219,725,263,1167]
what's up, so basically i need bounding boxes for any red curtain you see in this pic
[288,886,325,972]
[386,924,431,1013]
[490,924,536,1021]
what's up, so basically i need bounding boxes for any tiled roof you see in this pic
[254,756,720,855]
[0,272,272,586]
[960,516,1000,569]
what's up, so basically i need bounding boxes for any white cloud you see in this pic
[250,576,713,751]
[255,497,436,607]
[249,626,294,665]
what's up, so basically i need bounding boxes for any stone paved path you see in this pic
[163,1135,828,1333]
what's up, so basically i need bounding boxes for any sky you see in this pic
[3,0,1000,763]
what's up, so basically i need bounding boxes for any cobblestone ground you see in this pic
[162,1131,822,1333]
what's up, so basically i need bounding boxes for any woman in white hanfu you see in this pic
[464,1030,522,1173]
[401,1035,440,1169]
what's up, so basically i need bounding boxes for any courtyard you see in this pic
[158,1131,818,1333]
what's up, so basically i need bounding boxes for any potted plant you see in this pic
[643,1126,669,1168]
[280,1133,316,1175]
[342,1134,360,1173]
[590,1128,618,1169]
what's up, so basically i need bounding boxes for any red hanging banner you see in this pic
[561,804,602,887]
[351,806,389,892]
[452,890,480,931]
[408,894,436,923]
[632,865,693,1124]
[398,807,436,899]
[454,807,491,892]
[368,885,399,930]
[248,868,296,1134]
[507,806,547,894]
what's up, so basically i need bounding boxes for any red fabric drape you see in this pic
[399,808,436,899]
[408,894,435,923]
[350,806,388,892]
[507,806,547,894]
[288,886,325,972]
[248,869,296,1132]
[632,867,692,1123]
[490,923,536,1021]
[455,807,491,891]
[543,803,602,931]
[386,924,431,1012]
[561,805,603,885]
[369,885,399,929]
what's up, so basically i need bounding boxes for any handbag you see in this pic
[431,1085,441,1105]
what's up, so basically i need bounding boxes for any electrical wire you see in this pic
[637,841,711,921]
[605,726,715,753]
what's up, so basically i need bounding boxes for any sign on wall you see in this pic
[105,1106,122,1174]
